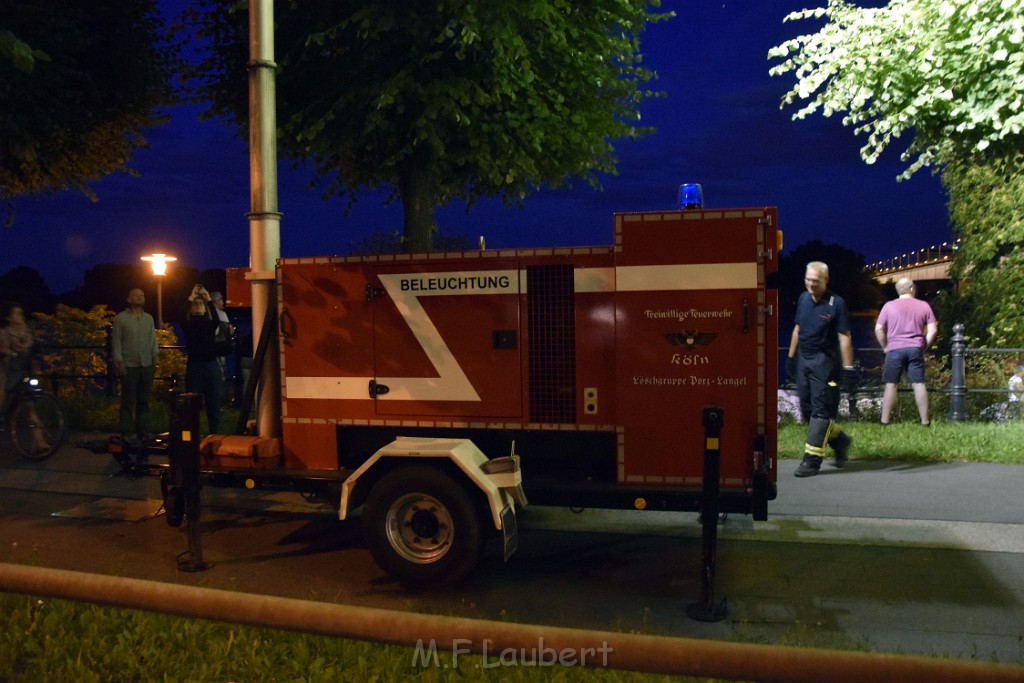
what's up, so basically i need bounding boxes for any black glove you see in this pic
[841,366,858,393]
[785,356,796,383]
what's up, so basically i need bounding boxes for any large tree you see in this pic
[940,153,1024,346]
[0,1,176,225]
[767,0,1024,179]
[0,266,55,315]
[186,0,667,251]
[767,0,1024,343]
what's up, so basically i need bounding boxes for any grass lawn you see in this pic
[778,420,1024,465]
[0,593,707,683]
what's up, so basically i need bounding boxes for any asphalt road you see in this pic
[0,434,1022,667]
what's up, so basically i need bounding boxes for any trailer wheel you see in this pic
[362,465,483,587]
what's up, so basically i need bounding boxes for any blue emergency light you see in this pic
[678,183,703,210]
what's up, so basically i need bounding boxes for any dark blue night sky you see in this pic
[2,0,950,294]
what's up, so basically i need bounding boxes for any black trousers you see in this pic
[796,352,841,452]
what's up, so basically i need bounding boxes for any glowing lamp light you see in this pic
[678,183,703,210]
[141,253,177,275]
[141,252,177,327]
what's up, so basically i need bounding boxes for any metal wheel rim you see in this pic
[9,394,64,460]
[384,492,454,565]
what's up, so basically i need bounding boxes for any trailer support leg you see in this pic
[166,393,208,573]
[686,406,727,622]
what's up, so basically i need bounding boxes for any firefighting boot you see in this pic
[794,456,822,477]
[796,417,831,477]
[829,432,852,468]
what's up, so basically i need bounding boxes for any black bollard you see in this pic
[165,392,208,572]
[686,406,727,622]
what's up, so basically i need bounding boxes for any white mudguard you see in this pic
[338,436,527,530]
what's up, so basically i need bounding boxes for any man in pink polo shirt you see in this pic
[875,278,938,425]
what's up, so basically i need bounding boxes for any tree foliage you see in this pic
[32,304,185,400]
[0,28,49,73]
[32,304,116,398]
[939,152,1024,346]
[0,0,177,224]
[768,1,1024,347]
[0,265,56,315]
[768,0,1024,179]
[185,0,668,251]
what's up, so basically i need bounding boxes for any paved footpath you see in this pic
[533,458,1024,664]
[0,437,1022,668]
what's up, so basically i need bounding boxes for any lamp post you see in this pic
[141,253,177,327]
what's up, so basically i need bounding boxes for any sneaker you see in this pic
[794,458,821,477]
[829,433,852,468]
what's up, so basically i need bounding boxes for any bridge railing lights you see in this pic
[866,238,960,275]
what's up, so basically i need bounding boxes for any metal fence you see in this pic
[34,342,248,405]
[31,325,1024,423]
[946,324,1024,422]
[35,344,180,397]
[781,322,1024,423]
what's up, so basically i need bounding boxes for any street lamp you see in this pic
[141,253,177,327]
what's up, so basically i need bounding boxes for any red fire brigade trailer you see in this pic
[135,205,780,587]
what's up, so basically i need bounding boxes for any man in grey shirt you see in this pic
[111,288,159,440]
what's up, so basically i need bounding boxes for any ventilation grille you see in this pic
[527,264,576,423]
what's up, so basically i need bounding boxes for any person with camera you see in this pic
[182,284,226,433]
[785,261,855,477]
[209,290,235,384]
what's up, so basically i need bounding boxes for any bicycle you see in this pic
[1,374,66,461]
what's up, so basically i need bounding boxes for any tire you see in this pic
[362,465,484,587]
[7,392,65,461]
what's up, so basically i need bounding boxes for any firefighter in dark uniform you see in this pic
[786,261,855,477]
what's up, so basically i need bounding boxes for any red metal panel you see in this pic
[570,290,616,424]
[612,208,777,490]
[272,210,779,494]
[370,264,523,418]
[281,421,337,470]
[614,209,774,266]
[224,267,252,308]
[278,262,378,422]
[615,289,763,486]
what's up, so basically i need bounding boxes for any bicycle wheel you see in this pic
[7,392,65,461]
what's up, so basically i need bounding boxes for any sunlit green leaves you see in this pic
[768,0,1024,179]
[768,1,1024,347]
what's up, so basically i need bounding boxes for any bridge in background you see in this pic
[866,240,958,285]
